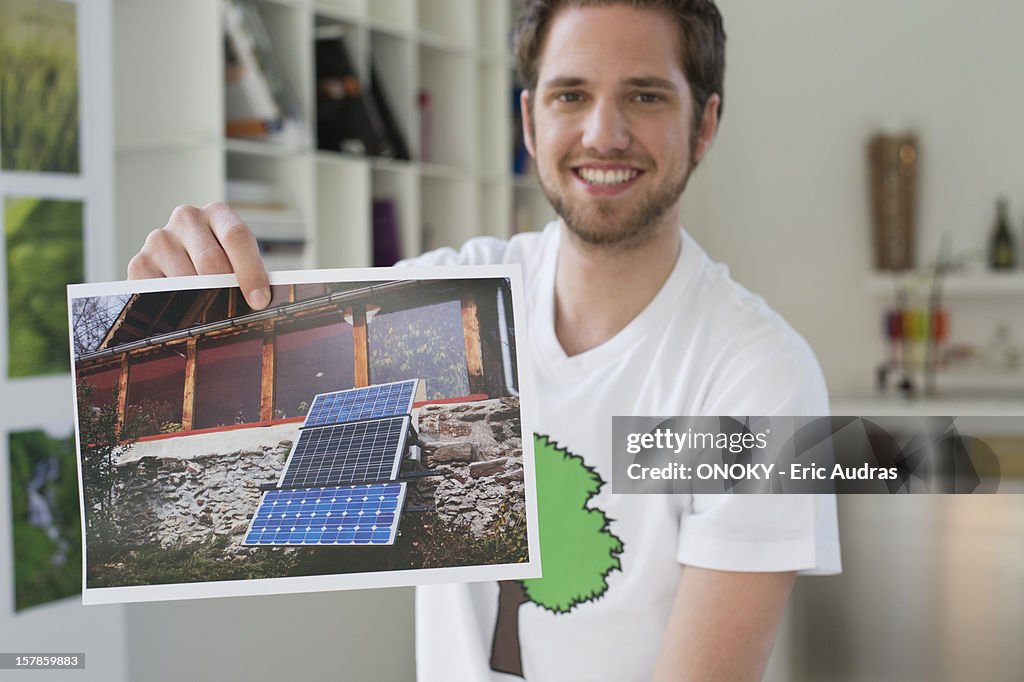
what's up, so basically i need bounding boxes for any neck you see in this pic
[553,218,681,356]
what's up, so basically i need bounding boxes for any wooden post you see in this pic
[461,290,486,395]
[462,283,507,397]
[181,337,198,431]
[116,354,129,433]
[259,321,276,421]
[351,304,370,387]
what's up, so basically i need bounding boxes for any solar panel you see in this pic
[243,483,407,546]
[279,416,409,488]
[303,379,419,429]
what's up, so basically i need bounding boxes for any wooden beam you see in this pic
[462,283,508,397]
[181,337,198,432]
[181,290,218,327]
[351,304,370,388]
[227,289,238,318]
[260,321,275,421]
[116,354,129,433]
[461,290,486,395]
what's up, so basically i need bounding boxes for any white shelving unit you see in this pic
[853,269,1024,413]
[111,0,554,273]
[865,271,1024,298]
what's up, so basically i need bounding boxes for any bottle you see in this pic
[989,197,1015,270]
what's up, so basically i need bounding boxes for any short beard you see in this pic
[539,161,693,251]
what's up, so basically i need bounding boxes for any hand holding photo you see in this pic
[67,265,538,605]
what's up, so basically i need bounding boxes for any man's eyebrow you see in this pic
[623,76,678,90]
[541,76,587,89]
[539,76,679,90]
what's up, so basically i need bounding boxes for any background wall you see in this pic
[683,0,1024,393]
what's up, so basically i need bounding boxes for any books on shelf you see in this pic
[258,240,305,271]
[373,199,402,266]
[227,177,306,268]
[234,206,306,242]
[222,0,308,147]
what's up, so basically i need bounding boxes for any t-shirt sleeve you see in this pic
[676,329,842,575]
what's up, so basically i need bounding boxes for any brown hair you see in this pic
[513,0,726,127]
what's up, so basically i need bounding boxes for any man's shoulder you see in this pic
[680,234,799,344]
[676,233,827,413]
[398,223,555,268]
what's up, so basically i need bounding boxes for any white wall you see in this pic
[0,2,128,679]
[683,0,1024,393]
[124,588,415,681]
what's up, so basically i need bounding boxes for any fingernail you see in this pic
[249,287,270,310]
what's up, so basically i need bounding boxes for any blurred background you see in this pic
[0,0,1021,680]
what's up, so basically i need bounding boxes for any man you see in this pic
[129,1,840,680]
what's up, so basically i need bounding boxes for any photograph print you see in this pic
[68,265,538,604]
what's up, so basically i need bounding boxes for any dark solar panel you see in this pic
[303,379,418,428]
[243,483,407,546]
[279,416,409,488]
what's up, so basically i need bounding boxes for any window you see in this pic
[194,334,262,429]
[275,317,355,418]
[369,300,469,400]
[125,351,186,437]
[78,364,120,410]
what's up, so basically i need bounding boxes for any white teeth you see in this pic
[579,168,639,186]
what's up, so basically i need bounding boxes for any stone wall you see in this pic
[101,397,523,551]
[108,440,290,548]
[412,396,524,536]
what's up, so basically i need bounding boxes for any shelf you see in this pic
[114,1,525,273]
[117,133,222,153]
[866,271,1024,298]
[225,137,310,157]
[830,394,1024,420]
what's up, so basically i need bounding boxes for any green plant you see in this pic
[87,536,301,588]
[0,0,80,172]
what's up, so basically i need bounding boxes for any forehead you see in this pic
[536,4,686,86]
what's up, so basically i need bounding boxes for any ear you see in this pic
[692,93,720,163]
[520,89,537,158]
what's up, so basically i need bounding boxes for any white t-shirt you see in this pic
[406,223,841,682]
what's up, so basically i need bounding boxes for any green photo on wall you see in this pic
[0,0,80,173]
[8,428,82,612]
[5,196,85,378]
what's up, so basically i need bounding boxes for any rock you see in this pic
[469,458,508,478]
[429,442,476,465]
[496,468,524,484]
[485,406,520,423]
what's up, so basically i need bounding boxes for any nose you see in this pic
[581,98,630,154]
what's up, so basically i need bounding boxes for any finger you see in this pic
[138,227,199,278]
[175,217,234,276]
[203,202,271,310]
[127,247,164,280]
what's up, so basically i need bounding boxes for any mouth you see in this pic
[573,165,644,192]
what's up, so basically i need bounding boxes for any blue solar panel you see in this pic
[243,483,407,546]
[304,379,418,428]
[279,416,409,488]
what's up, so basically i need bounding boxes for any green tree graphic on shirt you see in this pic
[490,435,624,677]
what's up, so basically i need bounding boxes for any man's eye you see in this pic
[556,92,583,103]
[634,93,662,103]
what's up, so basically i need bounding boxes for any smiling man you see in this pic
[129,1,840,680]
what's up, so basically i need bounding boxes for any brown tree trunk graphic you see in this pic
[490,580,529,677]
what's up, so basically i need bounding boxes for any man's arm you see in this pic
[654,565,796,682]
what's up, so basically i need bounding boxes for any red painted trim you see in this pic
[131,393,493,443]
[134,415,305,443]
